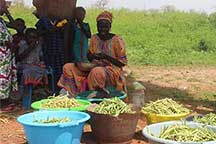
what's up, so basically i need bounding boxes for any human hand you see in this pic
[92,60,108,67]
[93,53,105,60]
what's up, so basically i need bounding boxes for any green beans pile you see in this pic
[93,97,135,117]
[33,117,71,124]
[194,113,216,126]
[142,98,190,115]
[158,124,216,142]
[41,94,80,109]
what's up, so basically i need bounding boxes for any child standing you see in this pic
[58,7,92,96]
[12,18,27,56]
[72,7,91,62]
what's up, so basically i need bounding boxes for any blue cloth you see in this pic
[35,18,64,55]
[72,23,90,62]
[35,18,65,92]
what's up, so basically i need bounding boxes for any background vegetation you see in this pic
[6,4,216,65]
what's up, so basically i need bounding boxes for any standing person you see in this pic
[0,0,17,110]
[57,6,91,95]
[58,11,127,97]
[71,7,91,62]
[12,18,27,56]
[35,17,65,92]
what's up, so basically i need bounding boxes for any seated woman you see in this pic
[16,28,48,86]
[58,11,127,97]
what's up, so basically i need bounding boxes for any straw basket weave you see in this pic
[33,0,77,18]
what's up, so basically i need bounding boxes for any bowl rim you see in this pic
[17,111,90,127]
[142,121,216,144]
[141,110,190,117]
[31,99,91,110]
[76,90,127,102]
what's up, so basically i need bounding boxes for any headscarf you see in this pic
[96,11,113,23]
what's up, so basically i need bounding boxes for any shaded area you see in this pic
[140,80,216,113]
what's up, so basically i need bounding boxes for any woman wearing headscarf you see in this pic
[0,0,17,106]
[58,11,127,97]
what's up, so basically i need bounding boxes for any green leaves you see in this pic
[9,5,216,65]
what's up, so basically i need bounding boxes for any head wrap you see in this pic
[96,11,113,23]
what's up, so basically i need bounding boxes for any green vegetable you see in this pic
[194,113,216,126]
[93,97,135,117]
[142,98,190,115]
[158,124,216,142]
[33,117,71,124]
[41,94,80,109]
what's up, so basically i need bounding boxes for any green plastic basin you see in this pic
[31,99,91,111]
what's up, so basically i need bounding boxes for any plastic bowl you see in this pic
[141,111,190,124]
[142,121,216,144]
[185,114,216,129]
[17,111,90,144]
[31,99,91,111]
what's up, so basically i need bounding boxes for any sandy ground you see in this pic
[1,65,216,144]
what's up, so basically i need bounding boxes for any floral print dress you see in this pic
[0,18,17,99]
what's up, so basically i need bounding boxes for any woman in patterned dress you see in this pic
[0,0,17,105]
[58,11,127,97]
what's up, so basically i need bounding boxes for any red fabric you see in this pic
[96,11,113,23]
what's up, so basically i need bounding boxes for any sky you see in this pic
[20,0,216,14]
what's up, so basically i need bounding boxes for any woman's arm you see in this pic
[4,9,16,29]
[75,62,97,72]
[5,9,14,23]
[100,53,126,67]
[87,52,102,62]
[113,36,128,66]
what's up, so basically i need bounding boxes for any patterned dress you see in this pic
[0,18,17,99]
[88,34,127,91]
[58,34,127,96]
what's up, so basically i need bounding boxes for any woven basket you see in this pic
[33,0,77,18]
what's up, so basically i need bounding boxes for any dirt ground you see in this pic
[130,65,216,113]
[0,65,215,144]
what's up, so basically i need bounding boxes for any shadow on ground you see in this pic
[126,74,216,114]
